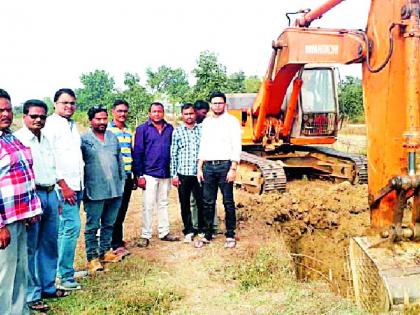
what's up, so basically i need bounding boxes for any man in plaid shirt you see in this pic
[0,89,43,315]
[170,103,204,243]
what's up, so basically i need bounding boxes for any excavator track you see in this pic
[303,145,368,184]
[237,146,368,194]
[238,151,287,193]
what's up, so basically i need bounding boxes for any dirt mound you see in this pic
[237,180,369,240]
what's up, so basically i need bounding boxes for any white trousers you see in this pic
[141,175,171,239]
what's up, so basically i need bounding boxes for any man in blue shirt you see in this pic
[133,102,179,247]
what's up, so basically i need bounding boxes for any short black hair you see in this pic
[112,99,129,109]
[23,99,48,115]
[209,91,226,103]
[193,100,209,111]
[87,105,108,120]
[54,88,76,102]
[181,103,195,112]
[148,102,164,112]
[0,89,11,102]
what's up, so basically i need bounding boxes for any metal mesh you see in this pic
[349,238,390,313]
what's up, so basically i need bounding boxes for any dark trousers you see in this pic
[112,174,133,249]
[178,174,204,235]
[202,161,236,240]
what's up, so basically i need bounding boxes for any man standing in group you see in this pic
[191,100,219,234]
[15,100,63,312]
[0,89,43,315]
[170,103,204,243]
[133,102,179,247]
[81,106,125,274]
[196,92,242,248]
[108,99,135,258]
[43,88,85,290]
[193,99,210,124]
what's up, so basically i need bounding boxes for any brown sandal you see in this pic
[28,300,49,311]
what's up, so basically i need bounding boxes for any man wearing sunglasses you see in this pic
[43,88,85,291]
[14,99,63,312]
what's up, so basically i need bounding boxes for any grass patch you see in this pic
[223,245,365,314]
[48,256,183,314]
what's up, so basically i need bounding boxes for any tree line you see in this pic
[40,50,364,127]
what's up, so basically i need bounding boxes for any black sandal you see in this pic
[41,289,71,299]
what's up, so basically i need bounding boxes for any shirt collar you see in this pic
[147,119,168,127]
[19,125,44,142]
[0,128,11,137]
[110,120,125,128]
[181,123,198,130]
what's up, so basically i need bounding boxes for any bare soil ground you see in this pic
[51,124,372,313]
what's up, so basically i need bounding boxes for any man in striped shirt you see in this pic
[108,99,135,257]
[0,89,43,314]
[170,103,204,243]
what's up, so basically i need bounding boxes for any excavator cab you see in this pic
[287,66,340,139]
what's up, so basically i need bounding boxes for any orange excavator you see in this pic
[229,0,420,311]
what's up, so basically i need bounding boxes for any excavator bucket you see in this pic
[349,237,420,312]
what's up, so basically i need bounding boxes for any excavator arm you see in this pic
[252,27,367,142]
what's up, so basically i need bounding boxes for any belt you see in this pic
[36,185,56,192]
[205,160,229,165]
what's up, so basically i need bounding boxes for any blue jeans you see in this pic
[0,221,30,315]
[57,191,82,282]
[84,197,122,261]
[202,161,236,240]
[27,190,59,303]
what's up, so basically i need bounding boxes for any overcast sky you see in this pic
[1,0,370,105]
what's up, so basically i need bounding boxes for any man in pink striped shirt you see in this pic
[0,89,43,315]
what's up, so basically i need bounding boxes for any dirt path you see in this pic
[69,180,366,314]
[120,189,287,314]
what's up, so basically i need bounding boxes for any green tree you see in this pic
[191,51,229,100]
[338,76,364,122]
[226,71,246,93]
[43,97,54,114]
[244,75,262,93]
[146,66,190,104]
[117,72,153,127]
[76,70,116,111]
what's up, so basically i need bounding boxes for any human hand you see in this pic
[172,177,180,187]
[0,226,11,249]
[137,177,146,190]
[27,215,41,226]
[226,169,237,183]
[61,185,76,205]
[197,169,204,184]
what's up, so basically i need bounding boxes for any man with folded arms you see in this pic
[15,99,64,312]
[0,89,42,315]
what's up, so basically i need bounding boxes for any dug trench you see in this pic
[236,179,371,298]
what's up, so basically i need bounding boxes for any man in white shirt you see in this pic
[14,100,63,312]
[43,88,84,291]
[196,92,242,248]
